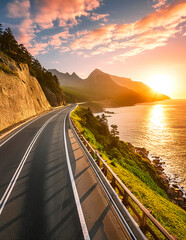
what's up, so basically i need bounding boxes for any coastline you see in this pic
[72,105,186,239]
[101,113,186,210]
[135,147,186,210]
[93,100,186,211]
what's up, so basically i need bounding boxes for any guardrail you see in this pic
[70,117,174,240]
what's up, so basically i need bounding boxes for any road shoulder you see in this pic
[67,127,130,240]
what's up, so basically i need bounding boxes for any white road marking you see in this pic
[64,114,90,240]
[0,107,66,147]
[0,109,66,215]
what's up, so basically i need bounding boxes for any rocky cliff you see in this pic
[0,53,50,131]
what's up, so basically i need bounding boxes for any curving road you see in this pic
[0,105,134,240]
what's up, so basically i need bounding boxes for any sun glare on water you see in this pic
[148,74,173,96]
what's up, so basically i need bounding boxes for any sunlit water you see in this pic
[98,99,186,192]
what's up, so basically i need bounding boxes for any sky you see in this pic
[0,0,186,98]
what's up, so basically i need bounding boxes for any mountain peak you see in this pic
[48,69,59,73]
[71,72,78,77]
[89,68,105,77]
[92,68,102,73]
[48,68,83,87]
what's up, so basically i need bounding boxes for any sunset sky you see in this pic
[0,0,185,98]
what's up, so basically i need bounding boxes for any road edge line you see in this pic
[64,113,90,240]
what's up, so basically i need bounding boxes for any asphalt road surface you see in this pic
[0,105,131,240]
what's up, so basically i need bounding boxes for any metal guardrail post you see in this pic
[122,191,129,206]
[111,176,116,189]
[103,165,107,176]
[96,157,100,167]
[140,213,147,233]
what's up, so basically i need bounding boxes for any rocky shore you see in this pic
[135,147,186,211]
[104,110,115,114]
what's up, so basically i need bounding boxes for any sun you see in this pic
[147,73,173,96]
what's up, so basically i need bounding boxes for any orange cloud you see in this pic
[16,18,35,47]
[60,47,70,53]
[115,23,134,39]
[16,18,50,55]
[7,0,30,18]
[34,0,102,29]
[89,13,109,22]
[49,30,72,47]
[152,0,167,8]
[29,42,49,55]
[71,24,115,50]
[7,0,35,48]
[135,0,186,34]
[76,30,89,37]
[71,0,186,61]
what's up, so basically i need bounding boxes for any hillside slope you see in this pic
[49,68,170,106]
[110,74,169,102]
[0,25,66,108]
[48,69,83,87]
[83,69,144,105]
[0,53,50,131]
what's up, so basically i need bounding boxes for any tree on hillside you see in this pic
[0,24,2,35]
[53,75,59,85]
[0,23,65,106]
[0,24,3,38]
[0,24,3,50]
[111,124,119,137]
[100,114,108,125]
[1,27,19,53]
[17,43,32,64]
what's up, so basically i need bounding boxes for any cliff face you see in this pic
[0,53,50,131]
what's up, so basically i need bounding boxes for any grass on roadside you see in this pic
[71,106,186,240]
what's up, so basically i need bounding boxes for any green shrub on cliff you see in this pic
[71,106,186,239]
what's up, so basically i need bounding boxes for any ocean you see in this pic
[98,99,186,192]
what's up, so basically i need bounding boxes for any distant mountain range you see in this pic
[49,68,170,106]
[49,70,83,87]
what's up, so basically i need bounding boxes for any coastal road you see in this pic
[0,105,133,240]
